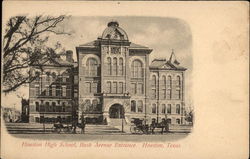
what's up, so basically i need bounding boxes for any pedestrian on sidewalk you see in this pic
[80,115,86,134]
[72,118,77,134]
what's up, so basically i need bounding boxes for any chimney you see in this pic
[66,50,73,62]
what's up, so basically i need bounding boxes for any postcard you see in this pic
[1,1,249,159]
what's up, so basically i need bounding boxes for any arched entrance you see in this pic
[109,104,124,119]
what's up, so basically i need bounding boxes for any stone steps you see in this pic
[4,123,123,134]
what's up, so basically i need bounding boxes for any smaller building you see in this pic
[28,51,76,123]
[2,107,21,123]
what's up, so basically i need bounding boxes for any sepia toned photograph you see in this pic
[1,2,248,159]
[2,16,193,141]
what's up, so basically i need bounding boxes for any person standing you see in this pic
[72,118,77,134]
[81,115,86,134]
[150,118,156,134]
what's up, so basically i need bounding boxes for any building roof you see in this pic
[101,21,129,41]
[150,58,186,70]
[32,56,73,67]
[130,43,149,49]
[150,51,186,70]
[79,41,97,47]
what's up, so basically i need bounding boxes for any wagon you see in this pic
[130,118,150,134]
[51,123,73,133]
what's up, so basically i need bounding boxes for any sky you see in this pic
[2,16,193,110]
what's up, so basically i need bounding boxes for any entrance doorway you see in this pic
[109,104,124,118]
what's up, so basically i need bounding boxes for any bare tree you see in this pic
[3,15,70,93]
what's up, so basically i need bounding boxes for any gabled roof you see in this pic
[150,56,186,71]
[32,56,73,67]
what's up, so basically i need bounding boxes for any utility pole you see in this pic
[157,72,160,124]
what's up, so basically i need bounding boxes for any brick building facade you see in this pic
[29,21,187,125]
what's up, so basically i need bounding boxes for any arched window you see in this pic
[152,104,156,114]
[138,100,143,113]
[176,119,180,124]
[167,76,172,99]
[176,76,181,99]
[118,58,124,75]
[167,104,171,114]
[176,76,181,87]
[107,57,112,75]
[132,60,143,78]
[162,76,167,99]
[162,104,166,114]
[113,57,118,75]
[86,58,98,76]
[176,104,180,114]
[152,75,157,98]
[131,100,136,112]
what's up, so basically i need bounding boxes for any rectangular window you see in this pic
[152,104,156,114]
[167,89,171,99]
[92,82,97,93]
[167,104,171,114]
[162,104,166,114]
[74,75,78,84]
[152,88,156,99]
[52,85,56,96]
[35,102,39,112]
[107,82,111,93]
[138,101,143,113]
[176,104,180,114]
[62,77,67,83]
[107,61,111,75]
[162,89,166,99]
[74,89,78,98]
[35,86,40,96]
[45,102,49,112]
[62,102,66,112]
[137,83,143,94]
[66,87,71,98]
[131,83,136,94]
[56,86,61,97]
[176,89,181,100]
[85,82,91,93]
[118,82,123,94]
[52,102,56,112]
[40,104,45,112]
[62,86,66,97]
[45,86,49,96]
[113,82,117,93]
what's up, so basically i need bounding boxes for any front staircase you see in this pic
[108,118,131,133]
[83,124,122,134]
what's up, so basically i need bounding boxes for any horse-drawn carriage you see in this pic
[130,118,150,134]
[51,120,85,134]
[52,123,73,133]
[130,118,169,134]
